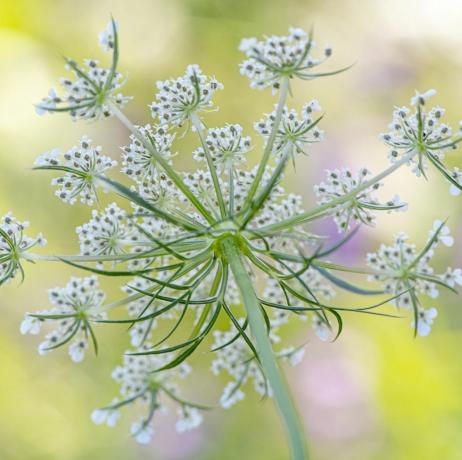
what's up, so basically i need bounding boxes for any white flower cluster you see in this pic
[92,347,202,444]
[240,27,332,90]
[14,20,462,449]
[314,168,406,232]
[254,101,323,158]
[0,213,46,285]
[367,221,462,336]
[121,124,174,184]
[192,124,251,171]
[150,64,223,126]
[136,172,180,212]
[35,136,117,205]
[76,203,137,257]
[21,276,106,362]
[36,21,130,121]
[381,89,462,193]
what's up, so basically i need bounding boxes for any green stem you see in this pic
[109,104,215,225]
[221,237,308,460]
[244,77,290,208]
[258,149,417,233]
[190,113,227,218]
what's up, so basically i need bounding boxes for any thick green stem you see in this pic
[221,237,308,460]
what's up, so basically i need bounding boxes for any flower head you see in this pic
[121,124,174,184]
[239,27,335,90]
[35,137,117,205]
[76,203,137,256]
[192,124,251,171]
[21,276,106,362]
[36,20,131,120]
[381,90,462,191]
[254,101,323,158]
[0,213,46,285]
[367,221,460,335]
[314,168,406,232]
[18,19,462,450]
[92,345,202,443]
[150,65,223,126]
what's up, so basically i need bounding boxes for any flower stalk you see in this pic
[221,236,308,460]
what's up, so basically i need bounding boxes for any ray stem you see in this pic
[109,103,215,225]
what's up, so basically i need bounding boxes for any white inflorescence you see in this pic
[366,221,462,335]
[239,27,332,90]
[36,62,130,121]
[121,124,174,184]
[21,276,106,362]
[314,168,406,232]
[254,101,323,158]
[76,203,137,256]
[192,124,251,171]
[0,213,46,285]
[150,64,224,126]
[91,345,200,443]
[381,89,462,185]
[35,136,117,205]
[10,21,462,446]
[36,21,131,121]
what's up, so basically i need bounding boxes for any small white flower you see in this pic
[413,307,438,337]
[440,268,462,288]
[312,317,332,342]
[20,315,42,335]
[131,421,154,444]
[410,89,436,106]
[176,406,203,432]
[238,37,257,52]
[449,168,462,196]
[99,20,117,52]
[34,148,60,167]
[430,220,453,247]
[220,382,245,409]
[91,406,120,427]
[280,347,306,366]
[69,339,88,362]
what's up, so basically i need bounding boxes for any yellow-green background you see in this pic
[1,0,462,459]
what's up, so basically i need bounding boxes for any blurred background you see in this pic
[1,0,462,459]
